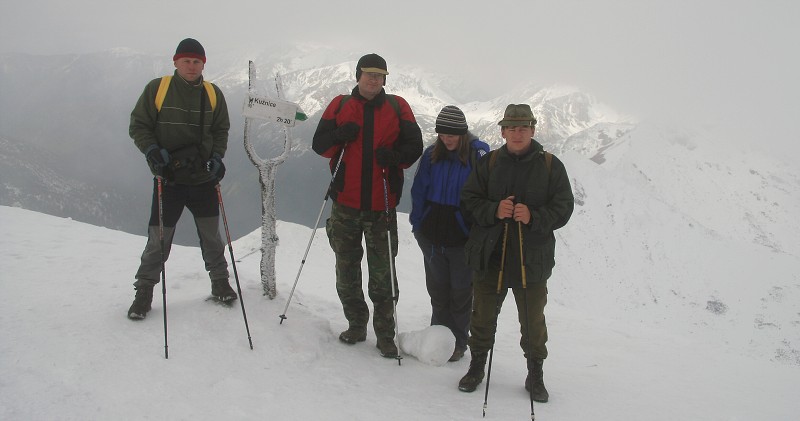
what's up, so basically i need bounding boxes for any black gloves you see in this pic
[375,147,401,167]
[333,122,360,145]
[144,145,170,176]
[206,153,226,181]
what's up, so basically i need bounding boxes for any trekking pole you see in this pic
[157,176,169,359]
[280,144,347,324]
[518,220,535,421]
[382,168,402,366]
[215,184,254,350]
[483,220,509,416]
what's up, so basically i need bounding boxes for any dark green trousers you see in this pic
[468,266,548,360]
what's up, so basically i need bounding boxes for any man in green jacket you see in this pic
[457,104,574,403]
[127,38,235,320]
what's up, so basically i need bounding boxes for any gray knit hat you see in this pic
[435,105,468,135]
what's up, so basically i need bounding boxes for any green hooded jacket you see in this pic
[129,70,230,185]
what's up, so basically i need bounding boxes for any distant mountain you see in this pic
[2,45,796,262]
[0,46,629,244]
[0,136,140,231]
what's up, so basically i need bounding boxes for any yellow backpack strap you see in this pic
[544,151,553,173]
[203,81,217,111]
[154,76,172,112]
[155,76,216,112]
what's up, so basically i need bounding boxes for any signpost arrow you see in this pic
[242,94,307,127]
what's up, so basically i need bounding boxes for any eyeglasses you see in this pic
[362,72,384,80]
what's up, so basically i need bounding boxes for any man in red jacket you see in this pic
[312,53,423,358]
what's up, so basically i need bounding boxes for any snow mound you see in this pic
[399,325,455,366]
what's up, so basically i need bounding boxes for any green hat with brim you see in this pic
[498,104,537,127]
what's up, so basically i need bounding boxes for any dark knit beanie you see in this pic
[173,38,206,63]
[355,53,388,81]
[435,105,468,135]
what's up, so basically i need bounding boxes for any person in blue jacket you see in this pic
[410,105,490,362]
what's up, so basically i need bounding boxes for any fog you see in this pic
[2,0,798,159]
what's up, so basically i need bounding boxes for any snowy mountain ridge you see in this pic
[1,46,636,243]
[210,51,634,154]
[0,45,797,263]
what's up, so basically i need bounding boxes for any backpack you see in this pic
[336,94,401,118]
[154,76,217,112]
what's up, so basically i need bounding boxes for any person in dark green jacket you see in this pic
[127,38,235,320]
[457,104,574,404]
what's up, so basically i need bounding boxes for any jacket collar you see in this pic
[351,86,386,107]
[501,139,543,161]
[174,69,204,87]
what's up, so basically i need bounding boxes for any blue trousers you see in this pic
[414,231,473,349]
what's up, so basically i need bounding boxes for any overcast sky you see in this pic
[2,0,798,158]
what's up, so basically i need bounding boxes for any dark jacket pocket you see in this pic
[464,224,502,272]
[524,238,555,283]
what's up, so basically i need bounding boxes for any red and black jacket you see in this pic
[312,87,423,211]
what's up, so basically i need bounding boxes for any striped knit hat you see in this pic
[435,105,468,135]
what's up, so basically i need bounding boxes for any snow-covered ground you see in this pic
[1,205,797,420]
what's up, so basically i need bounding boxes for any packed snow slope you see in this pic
[1,204,797,420]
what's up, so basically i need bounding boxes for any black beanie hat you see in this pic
[355,53,388,81]
[173,38,206,63]
[435,105,468,135]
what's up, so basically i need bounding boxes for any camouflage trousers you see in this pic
[468,265,549,360]
[326,201,399,340]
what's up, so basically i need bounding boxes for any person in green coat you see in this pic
[126,38,236,320]
[457,104,574,403]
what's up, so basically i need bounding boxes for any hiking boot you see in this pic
[525,358,549,403]
[127,286,154,320]
[376,337,398,358]
[458,352,488,392]
[211,279,238,302]
[449,346,467,362]
[339,326,367,344]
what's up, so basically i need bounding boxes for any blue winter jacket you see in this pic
[410,137,490,245]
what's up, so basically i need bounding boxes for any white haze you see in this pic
[1,3,799,417]
[1,0,799,161]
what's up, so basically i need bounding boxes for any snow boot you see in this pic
[127,286,153,320]
[525,358,549,403]
[376,337,398,358]
[211,279,238,302]
[458,352,487,392]
[339,326,367,344]
[449,346,467,362]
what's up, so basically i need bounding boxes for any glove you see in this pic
[205,153,226,181]
[375,147,401,167]
[333,122,360,145]
[144,145,170,176]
